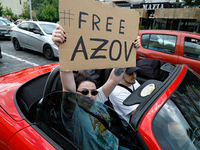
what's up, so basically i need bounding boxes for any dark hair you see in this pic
[75,74,97,90]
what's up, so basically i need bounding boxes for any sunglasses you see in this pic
[77,89,99,96]
[126,71,137,76]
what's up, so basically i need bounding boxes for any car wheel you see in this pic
[13,38,21,51]
[43,45,54,60]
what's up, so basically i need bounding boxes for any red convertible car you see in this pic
[0,59,199,150]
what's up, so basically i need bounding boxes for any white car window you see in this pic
[39,24,57,35]
[29,23,40,33]
[18,22,29,31]
[0,20,7,26]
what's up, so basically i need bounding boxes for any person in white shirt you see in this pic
[109,67,140,122]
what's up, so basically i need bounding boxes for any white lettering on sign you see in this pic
[143,4,164,10]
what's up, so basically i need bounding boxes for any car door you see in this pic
[17,22,30,48]
[178,33,200,75]
[137,32,179,65]
[27,23,43,52]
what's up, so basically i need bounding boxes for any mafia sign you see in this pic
[59,0,140,71]
[143,3,164,10]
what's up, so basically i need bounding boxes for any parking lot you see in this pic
[0,40,59,76]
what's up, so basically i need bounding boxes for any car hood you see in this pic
[0,63,59,121]
[0,26,12,29]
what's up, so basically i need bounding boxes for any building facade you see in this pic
[1,0,28,17]
[104,0,200,33]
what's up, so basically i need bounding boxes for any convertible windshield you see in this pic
[153,70,200,150]
[36,91,143,150]
[39,23,57,35]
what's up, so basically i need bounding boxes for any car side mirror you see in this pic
[33,30,43,35]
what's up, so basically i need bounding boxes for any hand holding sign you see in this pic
[52,25,66,47]
[58,0,140,71]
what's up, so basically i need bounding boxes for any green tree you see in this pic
[0,2,3,16]
[32,0,44,10]
[154,25,158,30]
[32,0,59,22]
[3,7,14,18]
[42,4,57,21]
[183,0,200,7]
[139,25,144,30]
[52,0,59,15]
[20,1,30,19]
[35,5,45,21]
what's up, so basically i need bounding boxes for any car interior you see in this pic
[14,58,172,149]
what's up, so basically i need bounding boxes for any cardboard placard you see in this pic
[59,0,140,71]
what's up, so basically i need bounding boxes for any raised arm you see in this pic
[52,25,76,92]
[101,36,141,98]
[60,71,76,92]
[101,68,125,98]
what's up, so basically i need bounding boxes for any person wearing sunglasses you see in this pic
[108,67,141,123]
[52,25,141,103]
[52,25,141,150]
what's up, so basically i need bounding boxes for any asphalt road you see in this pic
[0,39,59,76]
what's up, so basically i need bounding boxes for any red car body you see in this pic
[137,30,200,75]
[0,59,199,150]
[138,65,187,149]
[0,64,58,150]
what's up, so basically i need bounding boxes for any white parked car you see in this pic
[0,20,12,39]
[0,17,16,27]
[10,21,58,60]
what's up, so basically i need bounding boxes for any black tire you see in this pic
[43,45,54,60]
[13,38,21,51]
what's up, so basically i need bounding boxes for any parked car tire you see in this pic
[13,38,21,51]
[43,45,54,60]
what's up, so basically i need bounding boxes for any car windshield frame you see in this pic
[152,70,200,150]
[38,23,57,35]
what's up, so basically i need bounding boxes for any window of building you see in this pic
[184,37,200,60]
[141,34,177,54]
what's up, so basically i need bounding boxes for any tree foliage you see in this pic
[32,0,44,10]
[42,4,57,21]
[0,2,3,16]
[20,1,30,19]
[183,0,200,7]
[3,7,14,18]
[32,0,59,22]
[35,5,46,21]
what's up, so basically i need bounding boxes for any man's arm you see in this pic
[101,68,125,98]
[60,71,76,92]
